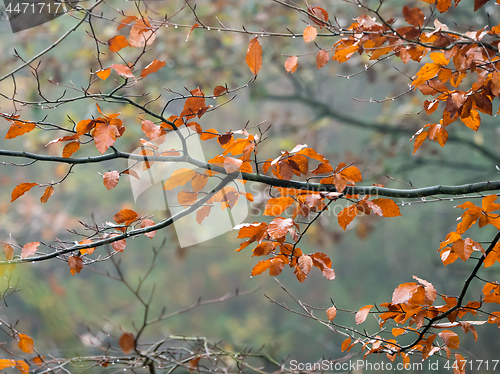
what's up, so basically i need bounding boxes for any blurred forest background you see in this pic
[0,0,499,372]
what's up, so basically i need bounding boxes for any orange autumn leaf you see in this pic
[267,217,294,239]
[392,282,423,305]
[338,205,357,230]
[18,334,34,353]
[196,205,212,225]
[111,236,126,252]
[438,330,460,349]
[141,119,162,140]
[108,35,129,52]
[11,182,38,202]
[4,244,13,261]
[298,254,313,275]
[164,168,197,190]
[103,171,120,190]
[93,121,120,154]
[186,23,199,42]
[284,56,298,73]
[0,360,16,370]
[4,120,36,139]
[40,186,54,204]
[21,242,39,259]
[251,259,271,275]
[341,338,352,352]
[264,197,295,216]
[177,191,198,206]
[246,37,262,75]
[96,68,111,80]
[129,17,156,48]
[316,50,329,69]
[369,198,402,217]
[327,306,337,321]
[79,239,95,255]
[140,59,166,78]
[140,219,157,239]
[355,305,374,324]
[62,141,80,158]
[117,15,138,31]
[113,208,138,224]
[303,25,317,43]
[180,87,207,119]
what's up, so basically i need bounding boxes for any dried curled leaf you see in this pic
[68,256,83,276]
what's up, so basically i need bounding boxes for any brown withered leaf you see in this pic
[402,6,424,27]
[113,209,138,224]
[327,306,337,321]
[68,256,83,276]
[316,50,329,69]
[119,332,135,354]
[4,244,13,261]
[213,85,227,97]
[21,242,39,259]
[246,37,262,75]
[111,236,126,252]
[40,186,54,204]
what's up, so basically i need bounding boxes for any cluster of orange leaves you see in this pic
[275,1,500,158]
[0,333,40,373]
[328,194,500,366]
